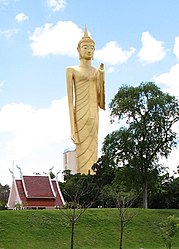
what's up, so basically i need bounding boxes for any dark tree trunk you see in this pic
[71,209,75,249]
[119,223,124,249]
[119,206,124,249]
[142,168,148,209]
[71,221,75,249]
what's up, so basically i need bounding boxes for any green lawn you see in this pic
[0,208,178,249]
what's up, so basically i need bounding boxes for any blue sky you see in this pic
[0,0,179,185]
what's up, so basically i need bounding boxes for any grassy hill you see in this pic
[0,208,178,249]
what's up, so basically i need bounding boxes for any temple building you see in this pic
[7,174,65,209]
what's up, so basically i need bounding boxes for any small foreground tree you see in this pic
[103,185,139,249]
[61,173,99,249]
[63,201,92,249]
[160,215,179,249]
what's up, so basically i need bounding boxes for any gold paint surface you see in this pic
[66,26,105,174]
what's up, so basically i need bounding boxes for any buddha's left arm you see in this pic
[97,63,105,110]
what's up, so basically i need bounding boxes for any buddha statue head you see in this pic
[77,25,95,60]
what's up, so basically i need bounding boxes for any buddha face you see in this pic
[78,41,95,60]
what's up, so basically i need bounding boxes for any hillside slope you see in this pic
[0,208,178,249]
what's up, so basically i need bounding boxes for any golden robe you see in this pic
[66,65,105,174]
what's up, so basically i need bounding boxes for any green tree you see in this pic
[63,201,91,249]
[103,185,138,249]
[105,82,179,208]
[61,173,99,249]
[160,215,179,249]
[92,156,116,187]
[0,183,10,210]
[61,173,100,206]
[150,175,179,208]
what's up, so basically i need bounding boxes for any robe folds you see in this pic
[67,66,105,174]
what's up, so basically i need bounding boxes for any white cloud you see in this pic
[173,36,179,60]
[0,97,70,157]
[30,21,134,66]
[15,12,29,23]
[0,29,18,39]
[30,21,83,57]
[138,32,166,63]
[0,97,72,185]
[153,63,179,98]
[47,0,66,11]
[0,96,117,185]
[95,41,135,65]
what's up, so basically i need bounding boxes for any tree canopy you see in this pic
[0,183,10,210]
[59,82,179,209]
[103,82,179,208]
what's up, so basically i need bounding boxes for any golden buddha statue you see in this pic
[66,25,105,174]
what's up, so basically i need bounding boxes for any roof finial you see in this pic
[9,168,15,179]
[16,164,22,178]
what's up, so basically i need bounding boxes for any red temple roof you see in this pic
[7,175,65,209]
[23,175,55,198]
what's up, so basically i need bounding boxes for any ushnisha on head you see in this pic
[78,25,95,48]
[77,25,95,59]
